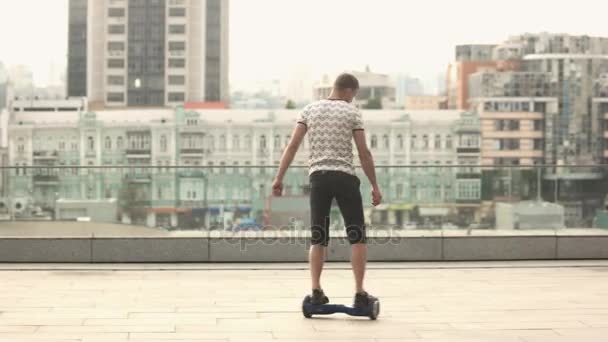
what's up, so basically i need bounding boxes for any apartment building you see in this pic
[67,0,230,108]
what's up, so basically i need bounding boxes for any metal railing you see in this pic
[0,165,607,233]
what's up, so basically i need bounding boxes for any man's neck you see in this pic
[327,92,348,102]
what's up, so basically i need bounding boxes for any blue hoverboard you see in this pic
[302,295,380,320]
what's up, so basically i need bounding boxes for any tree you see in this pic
[285,99,296,109]
[119,183,147,224]
[364,98,383,109]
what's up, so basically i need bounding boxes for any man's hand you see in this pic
[272,178,283,197]
[372,187,383,207]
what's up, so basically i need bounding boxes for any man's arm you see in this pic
[272,124,307,196]
[353,130,382,206]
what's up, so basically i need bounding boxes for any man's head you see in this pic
[332,73,359,103]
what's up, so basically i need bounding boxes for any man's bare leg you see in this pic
[309,244,327,290]
[351,243,367,293]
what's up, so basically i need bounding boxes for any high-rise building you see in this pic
[461,33,608,227]
[0,62,8,110]
[393,75,424,107]
[314,67,397,109]
[67,0,88,98]
[466,34,608,166]
[67,0,230,108]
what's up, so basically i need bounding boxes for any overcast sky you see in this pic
[1,0,608,93]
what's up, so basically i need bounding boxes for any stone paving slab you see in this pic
[0,262,607,341]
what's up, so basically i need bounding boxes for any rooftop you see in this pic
[0,261,607,341]
[11,108,468,126]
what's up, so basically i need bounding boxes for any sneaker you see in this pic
[353,291,377,309]
[310,288,329,305]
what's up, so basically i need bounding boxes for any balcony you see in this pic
[126,149,152,159]
[33,175,59,185]
[33,151,59,161]
[125,173,152,183]
[180,148,205,157]
[457,147,481,154]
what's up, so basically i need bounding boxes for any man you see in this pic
[272,73,382,308]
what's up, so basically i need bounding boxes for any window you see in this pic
[534,139,544,150]
[435,135,442,149]
[169,24,186,34]
[382,135,389,149]
[274,135,281,149]
[208,135,215,150]
[495,120,520,131]
[107,92,124,102]
[169,41,186,51]
[168,92,185,102]
[219,135,226,150]
[160,135,167,152]
[397,135,404,150]
[169,7,186,16]
[233,135,240,150]
[422,135,429,149]
[371,135,378,149]
[105,137,112,150]
[245,135,252,149]
[117,137,124,149]
[107,75,124,85]
[108,8,125,17]
[396,184,404,199]
[411,135,417,149]
[260,135,267,150]
[168,75,185,85]
[498,139,520,150]
[87,136,95,151]
[459,134,480,148]
[17,137,25,153]
[169,59,186,68]
[107,59,124,68]
[534,120,544,131]
[108,24,125,34]
[108,42,125,51]
[457,180,481,200]
[446,135,453,149]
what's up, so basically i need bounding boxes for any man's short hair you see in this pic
[334,73,360,91]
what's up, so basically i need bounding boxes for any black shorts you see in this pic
[309,170,366,246]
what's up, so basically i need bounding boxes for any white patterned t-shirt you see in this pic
[297,99,364,176]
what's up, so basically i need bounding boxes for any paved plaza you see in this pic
[1,261,607,341]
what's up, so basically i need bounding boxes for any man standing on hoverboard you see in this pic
[272,73,382,309]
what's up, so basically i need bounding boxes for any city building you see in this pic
[68,0,230,108]
[0,62,8,111]
[393,75,424,107]
[447,45,499,110]
[404,95,447,110]
[459,33,608,227]
[7,65,34,95]
[6,104,480,228]
[313,67,397,109]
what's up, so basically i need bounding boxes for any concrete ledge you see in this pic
[1,231,608,262]
[92,238,208,263]
[328,237,443,262]
[557,236,608,259]
[209,237,309,262]
[443,236,556,261]
[0,238,91,263]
